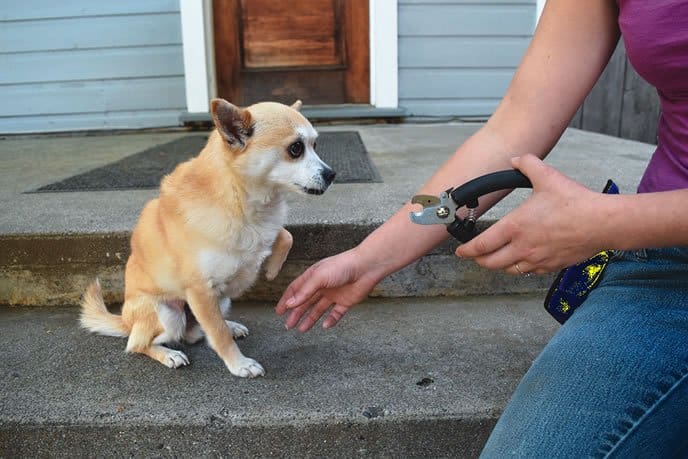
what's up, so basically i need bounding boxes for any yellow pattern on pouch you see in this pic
[584,262,604,282]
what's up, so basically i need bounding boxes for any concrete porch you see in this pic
[0,122,653,457]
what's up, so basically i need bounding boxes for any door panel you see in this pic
[241,0,343,68]
[213,0,369,106]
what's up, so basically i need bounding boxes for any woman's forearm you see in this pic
[355,127,518,283]
[600,190,688,250]
[356,0,621,282]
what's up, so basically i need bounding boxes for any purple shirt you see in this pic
[617,0,688,192]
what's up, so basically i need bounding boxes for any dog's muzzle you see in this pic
[303,167,336,195]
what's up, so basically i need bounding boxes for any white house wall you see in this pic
[0,1,186,133]
[398,0,536,117]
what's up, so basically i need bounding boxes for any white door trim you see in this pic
[369,0,398,108]
[180,0,210,113]
[180,0,399,112]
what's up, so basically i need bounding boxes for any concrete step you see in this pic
[0,223,555,307]
[0,294,559,458]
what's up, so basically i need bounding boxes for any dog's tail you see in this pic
[79,279,128,337]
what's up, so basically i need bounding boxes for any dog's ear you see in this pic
[210,98,254,148]
[291,100,303,111]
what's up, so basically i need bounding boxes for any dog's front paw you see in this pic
[227,356,265,378]
[164,349,190,368]
[226,320,249,339]
[264,264,282,281]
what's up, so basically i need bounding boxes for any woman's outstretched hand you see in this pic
[456,155,607,275]
[275,248,380,332]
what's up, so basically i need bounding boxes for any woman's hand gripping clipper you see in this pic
[410,170,533,243]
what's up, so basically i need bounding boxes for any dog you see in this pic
[80,98,335,377]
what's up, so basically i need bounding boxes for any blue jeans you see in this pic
[481,247,688,458]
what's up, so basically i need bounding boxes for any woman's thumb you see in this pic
[511,154,550,186]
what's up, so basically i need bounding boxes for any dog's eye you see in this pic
[313,141,317,150]
[288,141,304,158]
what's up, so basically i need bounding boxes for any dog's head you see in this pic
[210,98,336,195]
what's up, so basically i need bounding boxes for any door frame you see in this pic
[180,0,398,113]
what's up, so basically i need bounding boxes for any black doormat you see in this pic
[32,131,381,193]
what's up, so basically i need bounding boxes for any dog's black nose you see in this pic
[322,167,336,184]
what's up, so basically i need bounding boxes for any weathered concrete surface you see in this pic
[0,295,559,458]
[0,124,652,305]
[0,225,554,306]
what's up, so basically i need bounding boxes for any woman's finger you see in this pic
[297,296,334,332]
[473,244,522,271]
[285,299,318,329]
[323,304,349,329]
[276,264,325,313]
[456,223,511,258]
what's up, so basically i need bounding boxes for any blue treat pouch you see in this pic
[543,179,619,324]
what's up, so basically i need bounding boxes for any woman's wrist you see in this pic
[350,237,397,286]
[595,190,688,251]
[594,193,625,251]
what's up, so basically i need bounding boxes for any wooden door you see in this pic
[213,0,369,106]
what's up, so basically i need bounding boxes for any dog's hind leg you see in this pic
[138,343,190,368]
[184,297,248,343]
[124,297,189,368]
[219,297,249,338]
[184,316,205,344]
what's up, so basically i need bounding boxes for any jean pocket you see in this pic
[644,247,688,264]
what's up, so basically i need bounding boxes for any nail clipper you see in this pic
[409,170,533,243]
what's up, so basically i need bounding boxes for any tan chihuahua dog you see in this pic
[80,99,335,377]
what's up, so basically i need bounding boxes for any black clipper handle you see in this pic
[449,170,532,208]
[447,170,533,243]
[447,218,477,243]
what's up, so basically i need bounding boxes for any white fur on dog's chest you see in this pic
[197,207,284,296]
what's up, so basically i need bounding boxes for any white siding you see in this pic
[0,1,186,133]
[398,0,536,117]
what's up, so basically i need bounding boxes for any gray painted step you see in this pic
[0,295,559,458]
